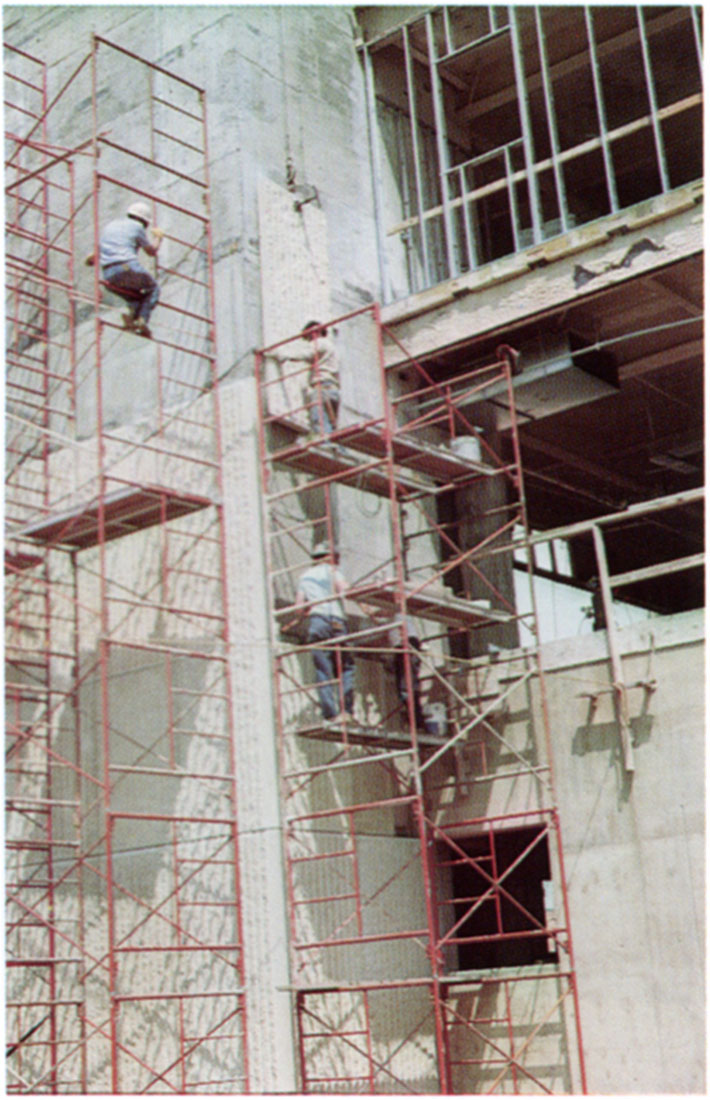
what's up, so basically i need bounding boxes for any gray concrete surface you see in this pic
[4,5,705,1094]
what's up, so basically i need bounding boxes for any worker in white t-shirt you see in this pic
[295,542,353,722]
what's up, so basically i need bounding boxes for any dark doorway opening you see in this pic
[440,825,558,970]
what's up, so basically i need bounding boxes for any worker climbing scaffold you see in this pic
[85,199,165,338]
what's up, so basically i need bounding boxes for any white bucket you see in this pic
[448,435,482,463]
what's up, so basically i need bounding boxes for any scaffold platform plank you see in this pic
[270,423,495,491]
[347,580,513,629]
[295,719,447,748]
[5,548,44,572]
[270,439,425,497]
[336,424,494,484]
[17,485,214,550]
[275,581,511,632]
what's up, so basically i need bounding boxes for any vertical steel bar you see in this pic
[551,807,589,1093]
[690,5,703,71]
[636,6,670,193]
[149,66,167,437]
[394,114,415,288]
[45,583,58,1095]
[348,815,376,1091]
[37,55,60,1090]
[70,551,89,1093]
[438,979,455,1093]
[170,812,188,1092]
[425,11,459,280]
[295,990,308,1091]
[459,163,477,270]
[503,979,520,1092]
[584,7,619,213]
[8,156,20,400]
[591,524,634,772]
[166,650,176,769]
[39,57,51,516]
[504,144,521,251]
[362,45,390,300]
[509,7,543,242]
[489,827,504,937]
[442,6,453,55]
[67,158,78,423]
[102,654,120,1094]
[403,24,433,287]
[398,615,419,738]
[534,7,570,231]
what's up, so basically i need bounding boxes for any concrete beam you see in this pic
[380,186,703,365]
[618,337,703,381]
[521,436,647,499]
[642,272,702,317]
[521,487,704,549]
[609,552,704,589]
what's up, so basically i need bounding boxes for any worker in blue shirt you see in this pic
[86,201,164,338]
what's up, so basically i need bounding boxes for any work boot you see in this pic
[121,311,136,329]
[324,713,350,729]
[133,318,152,339]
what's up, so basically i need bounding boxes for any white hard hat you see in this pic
[126,201,151,224]
[312,541,339,560]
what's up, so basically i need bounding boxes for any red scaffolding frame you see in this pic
[5,36,248,1092]
[255,304,587,1093]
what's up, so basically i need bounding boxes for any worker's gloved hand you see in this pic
[151,227,165,240]
[84,252,95,267]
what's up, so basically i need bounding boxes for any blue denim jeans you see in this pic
[103,260,159,323]
[309,382,339,435]
[307,614,354,720]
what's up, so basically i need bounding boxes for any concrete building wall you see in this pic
[6,4,380,408]
[4,5,705,1095]
[543,610,705,1094]
[6,10,381,1086]
[436,611,704,1092]
[423,610,705,1092]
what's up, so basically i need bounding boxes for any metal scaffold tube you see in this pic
[5,36,248,1092]
[255,303,586,1092]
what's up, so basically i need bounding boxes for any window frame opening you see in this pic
[435,824,559,973]
[361,5,703,302]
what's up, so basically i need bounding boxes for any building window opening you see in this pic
[438,825,558,972]
[361,5,703,303]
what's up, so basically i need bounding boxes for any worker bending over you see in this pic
[86,201,164,338]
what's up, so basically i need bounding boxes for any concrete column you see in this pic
[220,378,297,1093]
[451,406,519,656]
